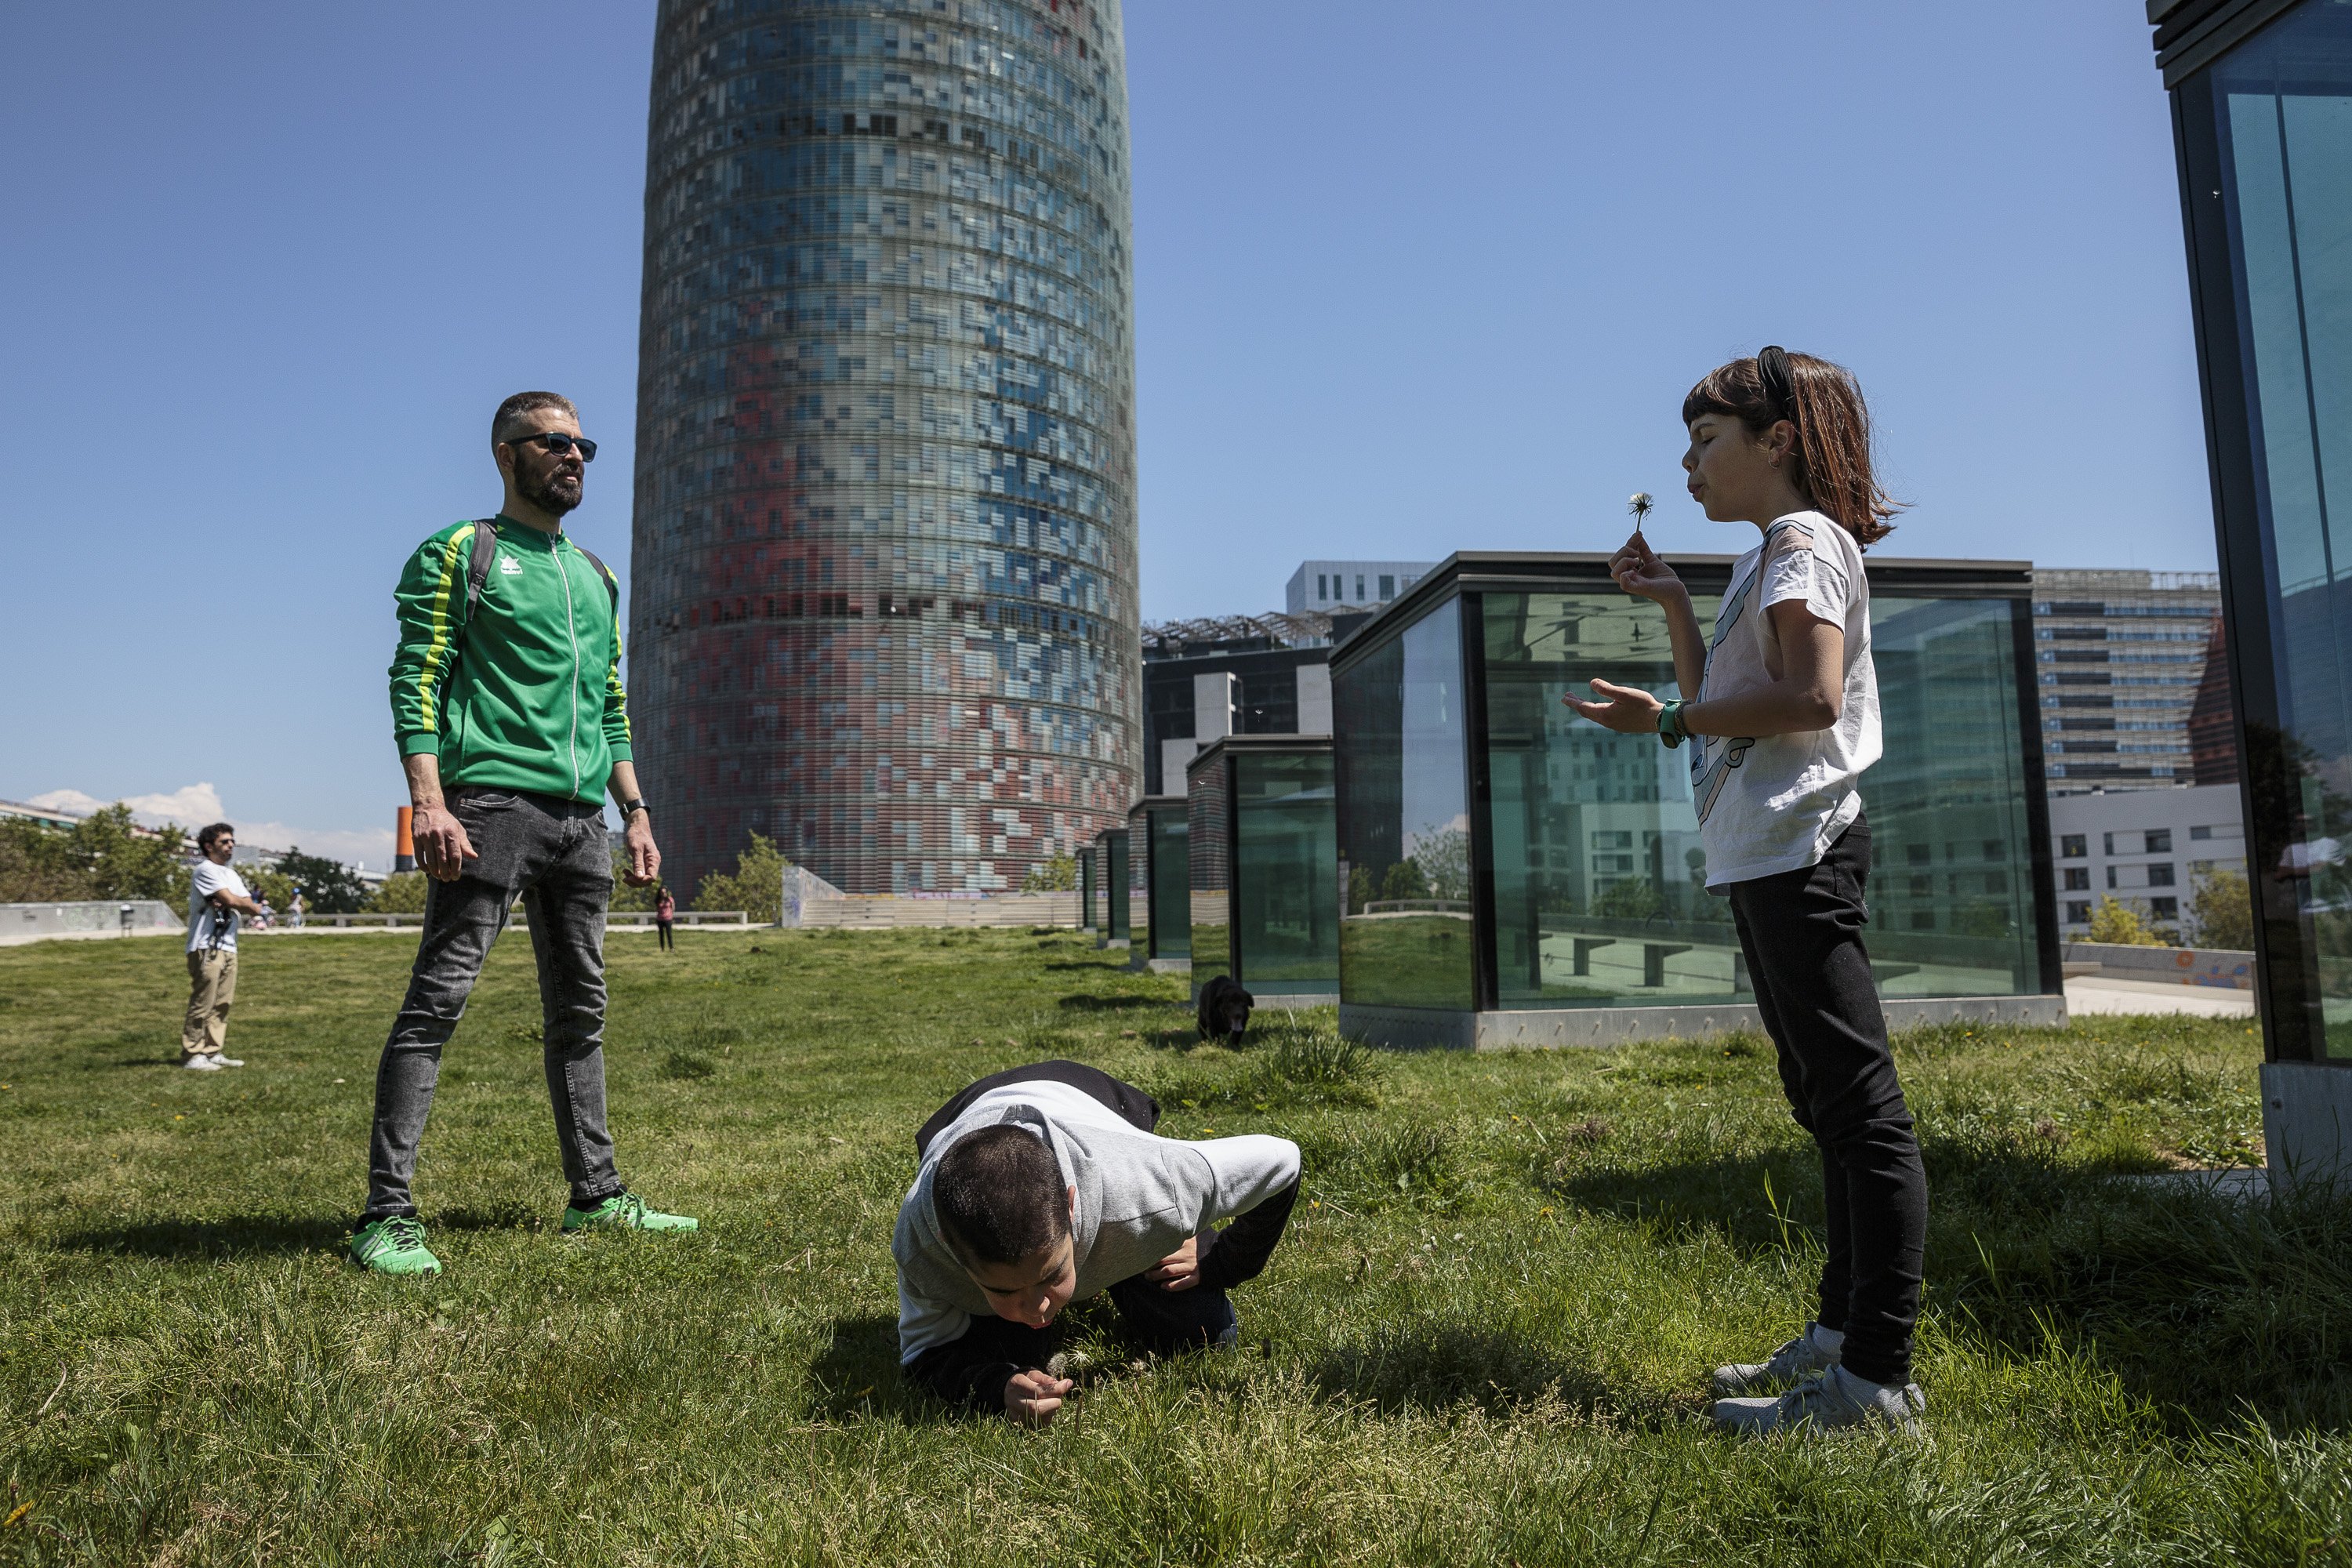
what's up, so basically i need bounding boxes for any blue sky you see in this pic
[0,2,2205,862]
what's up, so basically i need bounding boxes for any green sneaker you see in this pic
[350,1215,442,1276]
[561,1192,699,1234]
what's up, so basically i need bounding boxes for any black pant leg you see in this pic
[1108,1268,1238,1353]
[1726,818,1926,1387]
[915,1060,1160,1156]
[904,1313,1061,1414]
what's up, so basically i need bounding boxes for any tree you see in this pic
[274,848,369,914]
[1378,858,1428,902]
[0,817,85,901]
[694,832,789,924]
[1021,853,1077,893]
[1410,827,1470,902]
[2087,895,2164,946]
[2189,869,2255,950]
[0,805,191,906]
[365,872,429,913]
[1593,878,1665,920]
[1348,865,1375,915]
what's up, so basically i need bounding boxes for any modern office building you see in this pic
[2033,568,2223,792]
[2153,0,2352,1174]
[629,0,1142,895]
[1140,612,1356,794]
[1329,553,2060,1048]
[1286,560,1437,615]
[2047,782,2246,938]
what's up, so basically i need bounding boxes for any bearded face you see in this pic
[514,443,584,517]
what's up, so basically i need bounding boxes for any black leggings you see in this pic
[1727,816,1927,1388]
[655,921,673,951]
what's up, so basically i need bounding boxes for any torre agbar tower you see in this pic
[632,0,1141,895]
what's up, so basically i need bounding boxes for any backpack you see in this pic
[458,517,620,633]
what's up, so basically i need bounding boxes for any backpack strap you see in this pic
[569,542,622,610]
[464,517,501,617]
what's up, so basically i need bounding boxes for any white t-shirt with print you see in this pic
[1689,510,1882,889]
[187,860,250,953]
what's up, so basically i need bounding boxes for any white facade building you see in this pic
[2047,782,2246,938]
[1286,560,1437,615]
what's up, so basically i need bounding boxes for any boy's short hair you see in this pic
[196,822,234,851]
[935,1124,1068,1265]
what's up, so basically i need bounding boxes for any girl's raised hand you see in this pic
[1563,678,1665,735]
[1609,532,1684,604]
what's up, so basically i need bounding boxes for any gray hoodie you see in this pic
[893,1079,1301,1360]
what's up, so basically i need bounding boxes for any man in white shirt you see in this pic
[183,822,263,1071]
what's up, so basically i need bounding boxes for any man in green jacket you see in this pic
[351,390,695,1276]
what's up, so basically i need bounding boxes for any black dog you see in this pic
[1196,975,1255,1046]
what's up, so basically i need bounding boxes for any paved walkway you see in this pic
[2065,975,2257,1018]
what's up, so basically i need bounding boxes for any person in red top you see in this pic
[655,887,677,952]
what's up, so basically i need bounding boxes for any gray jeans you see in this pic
[365,787,623,1221]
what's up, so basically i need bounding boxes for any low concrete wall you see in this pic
[796,894,1080,930]
[1,900,178,945]
[2063,940,2256,991]
[1341,993,2070,1051]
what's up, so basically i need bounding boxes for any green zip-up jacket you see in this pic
[388,517,631,804]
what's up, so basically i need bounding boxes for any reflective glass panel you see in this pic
[1149,808,1190,960]
[1105,831,1130,943]
[1080,841,1098,931]
[1235,750,1339,995]
[1187,756,1232,987]
[1863,597,2041,997]
[1337,598,1473,1008]
[1483,590,1734,1006]
[2214,6,2352,1057]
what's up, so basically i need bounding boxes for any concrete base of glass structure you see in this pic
[1340,993,2069,1051]
[1133,956,1190,975]
[2262,1062,2352,1194]
[1193,989,1340,1011]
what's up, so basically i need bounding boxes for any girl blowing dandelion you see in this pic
[1564,347,1926,1436]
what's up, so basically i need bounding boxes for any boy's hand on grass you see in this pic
[1147,1235,1201,1291]
[1004,1368,1075,1425]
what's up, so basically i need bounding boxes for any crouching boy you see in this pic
[893,1060,1300,1425]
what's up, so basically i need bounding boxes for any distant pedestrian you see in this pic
[1568,347,1925,1437]
[351,389,697,1278]
[655,887,676,951]
[183,822,263,1071]
[289,890,306,930]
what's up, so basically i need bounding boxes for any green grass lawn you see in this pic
[2,928,2348,1564]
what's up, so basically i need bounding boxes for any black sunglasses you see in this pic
[504,431,598,462]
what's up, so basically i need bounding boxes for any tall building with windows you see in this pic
[2033,568,2223,793]
[630,0,1140,895]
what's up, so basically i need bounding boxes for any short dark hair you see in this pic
[197,822,234,851]
[492,390,579,445]
[935,1124,1069,1265]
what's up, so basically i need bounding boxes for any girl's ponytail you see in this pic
[1682,348,1902,548]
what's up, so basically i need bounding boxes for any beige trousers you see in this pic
[182,949,238,1058]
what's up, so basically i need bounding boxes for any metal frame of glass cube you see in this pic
[1185,735,1341,1007]
[1127,796,1189,970]
[2152,0,2352,1183]
[1093,828,1131,950]
[1330,552,2065,1048]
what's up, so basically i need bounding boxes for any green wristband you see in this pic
[1657,699,1686,749]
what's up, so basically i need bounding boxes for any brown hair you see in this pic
[935,1124,1069,1265]
[1682,347,1900,548]
[492,390,578,445]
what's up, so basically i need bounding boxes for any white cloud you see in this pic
[28,783,398,870]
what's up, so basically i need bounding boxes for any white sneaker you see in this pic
[1712,1321,1842,1395]
[211,1054,245,1068]
[1710,1364,1926,1439]
[182,1054,223,1072]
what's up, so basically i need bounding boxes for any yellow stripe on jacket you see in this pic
[416,523,477,734]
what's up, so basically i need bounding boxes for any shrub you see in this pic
[2088,895,2165,946]
[1021,853,1077,892]
[695,832,789,924]
[2190,869,2255,950]
[365,872,429,913]
[0,805,190,906]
